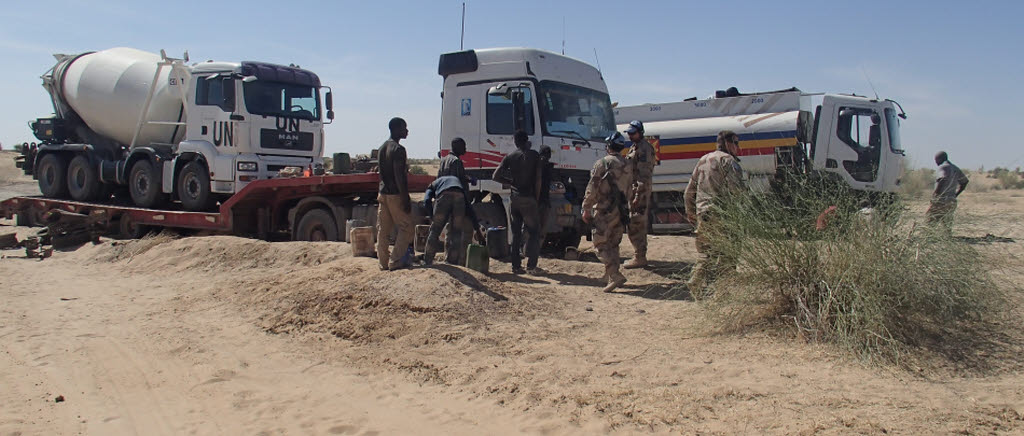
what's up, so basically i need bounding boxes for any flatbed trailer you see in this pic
[1,173,435,241]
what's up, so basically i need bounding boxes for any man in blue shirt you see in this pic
[423,175,484,265]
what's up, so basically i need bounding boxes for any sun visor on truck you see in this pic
[438,50,478,77]
[239,61,321,87]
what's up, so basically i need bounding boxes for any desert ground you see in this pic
[2,150,1023,435]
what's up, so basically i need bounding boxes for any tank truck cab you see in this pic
[160,56,334,210]
[810,94,906,193]
[438,48,617,250]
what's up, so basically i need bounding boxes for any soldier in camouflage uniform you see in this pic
[582,132,634,293]
[623,120,657,269]
[683,130,746,294]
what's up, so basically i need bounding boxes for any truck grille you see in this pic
[260,129,314,151]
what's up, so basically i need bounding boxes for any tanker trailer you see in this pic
[28,47,334,211]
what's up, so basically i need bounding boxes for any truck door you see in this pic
[189,73,243,182]
[816,97,886,190]
[483,83,539,171]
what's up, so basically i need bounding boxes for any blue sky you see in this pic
[1,0,1021,169]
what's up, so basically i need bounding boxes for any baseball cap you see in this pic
[624,120,644,135]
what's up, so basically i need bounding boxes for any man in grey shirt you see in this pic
[926,150,969,231]
[376,117,415,270]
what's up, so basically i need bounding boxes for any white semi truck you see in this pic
[26,47,333,211]
[437,48,617,248]
[613,88,907,232]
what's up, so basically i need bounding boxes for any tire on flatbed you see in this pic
[295,208,338,242]
[177,160,216,212]
[67,155,103,202]
[37,153,69,199]
[129,159,166,209]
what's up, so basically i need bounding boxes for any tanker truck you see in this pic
[613,88,907,232]
[25,47,334,211]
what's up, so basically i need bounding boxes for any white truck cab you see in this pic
[438,48,618,248]
[168,60,332,209]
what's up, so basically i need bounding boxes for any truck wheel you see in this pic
[295,208,338,241]
[118,215,150,239]
[178,161,216,212]
[67,155,103,202]
[129,159,166,209]
[37,153,69,198]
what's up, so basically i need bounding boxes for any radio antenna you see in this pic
[561,17,566,55]
[460,2,466,50]
[593,48,602,73]
[861,66,879,100]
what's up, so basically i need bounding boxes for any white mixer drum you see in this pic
[60,47,185,147]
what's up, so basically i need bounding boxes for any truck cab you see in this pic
[437,48,616,248]
[168,60,332,210]
[811,95,906,193]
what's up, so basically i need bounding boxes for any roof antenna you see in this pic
[460,2,466,50]
[593,48,602,73]
[861,66,879,100]
[561,16,566,55]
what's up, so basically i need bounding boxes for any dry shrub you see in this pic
[699,176,1005,364]
[900,166,935,198]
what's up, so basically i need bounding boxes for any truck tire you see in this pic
[129,159,166,209]
[37,153,69,198]
[177,161,216,212]
[295,208,338,241]
[117,214,151,239]
[67,155,103,202]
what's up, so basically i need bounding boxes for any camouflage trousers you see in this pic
[926,199,957,233]
[592,210,625,284]
[686,213,735,296]
[628,185,652,258]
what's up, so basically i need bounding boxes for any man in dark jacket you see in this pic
[423,175,484,265]
[492,130,542,274]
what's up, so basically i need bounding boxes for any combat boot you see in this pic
[602,274,627,293]
[623,255,647,269]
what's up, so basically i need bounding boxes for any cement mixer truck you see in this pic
[24,47,333,211]
[613,88,908,232]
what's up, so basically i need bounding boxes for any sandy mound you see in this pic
[88,234,552,348]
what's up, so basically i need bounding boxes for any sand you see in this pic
[2,154,1024,434]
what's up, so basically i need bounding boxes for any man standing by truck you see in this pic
[927,151,969,231]
[684,130,745,294]
[492,130,542,274]
[624,120,656,269]
[438,137,471,190]
[582,132,633,293]
[376,117,415,271]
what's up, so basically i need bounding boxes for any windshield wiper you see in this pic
[551,130,593,147]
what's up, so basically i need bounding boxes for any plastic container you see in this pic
[345,219,366,243]
[414,224,431,253]
[465,243,489,274]
[349,226,375,257]
[486,227,507,259]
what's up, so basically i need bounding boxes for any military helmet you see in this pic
[624,120,644,135]
[605,132,627,151]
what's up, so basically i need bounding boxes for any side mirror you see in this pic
[325,90,333,111]
[487,83,509,97]
[327,110,335,120]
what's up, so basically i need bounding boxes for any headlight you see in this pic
[237,161,257,172]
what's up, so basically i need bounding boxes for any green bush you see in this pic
[409,165,428,176]
[995,171,1024,190]
[698,176,1003,364]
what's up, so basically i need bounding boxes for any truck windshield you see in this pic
[243,81,321,121]
[884,108,903,153]
[538,81,616,142]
